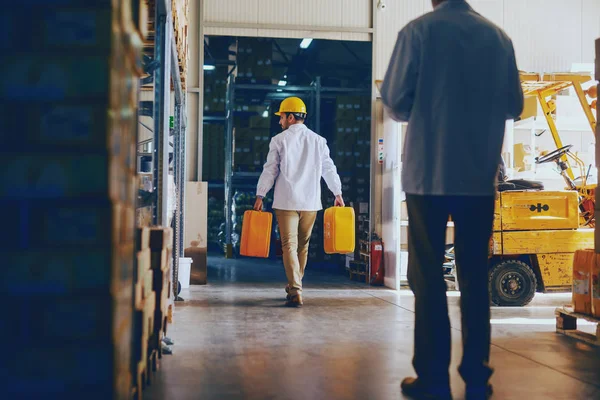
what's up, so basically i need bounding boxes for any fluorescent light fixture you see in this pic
[299,38,313,49]
[262,110,269,118]
[278,80,287,87]
[203,65,216,71]
[276,89,283,92]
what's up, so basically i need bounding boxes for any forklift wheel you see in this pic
[488,260,537,307]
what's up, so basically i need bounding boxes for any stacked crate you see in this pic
[149,228,173,355]
[202,123,226,181]
[237,38,273,83]
[131,227,156,398]
[203,67,228,112]
[0,2,142,399]
[234,114,272,173]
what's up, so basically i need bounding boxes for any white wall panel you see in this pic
[341,32,371,41]
[341,0,372,41]
[470,0,503,28]
[582,0,600,64]
[503,0,582,72]
[258,0,343,28]
[204,0,259,23]
[204,27,259,37]
[343,0,372,28]
[376,0,428,79]
[256,29,342,40]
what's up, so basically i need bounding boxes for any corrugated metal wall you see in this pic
[203,0,372,41]
[375,0,600,79]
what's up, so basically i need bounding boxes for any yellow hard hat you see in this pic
[274,97,307,116]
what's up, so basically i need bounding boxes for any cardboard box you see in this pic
[186,246,208,285]
[592,252,600,317]
[573,249,594,315]
[185,182,208,249]
[136,249,151,279]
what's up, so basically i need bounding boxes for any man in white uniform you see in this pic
[381,0,524,399]
[254,97,344,307]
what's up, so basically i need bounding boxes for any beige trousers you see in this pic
[275,210,318,296]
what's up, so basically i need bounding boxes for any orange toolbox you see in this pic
[324,206,355,254]
[240,210,272,258]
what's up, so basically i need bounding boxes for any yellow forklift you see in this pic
[487,72,598,306]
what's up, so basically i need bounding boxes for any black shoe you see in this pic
[401,377,452,400]
[465,384,493,400]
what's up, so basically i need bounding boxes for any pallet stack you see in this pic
[172,0,189,89]
[131,227,156,399]
[1,2,142,399]
[149,227,173,356]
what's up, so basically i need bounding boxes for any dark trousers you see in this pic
[405,194,495,387]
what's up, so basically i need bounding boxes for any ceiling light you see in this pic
[278,80,287,87]
[262,110,269,118]
[203,65,216,70]
[299,38,313,49]
[276,89,283,92]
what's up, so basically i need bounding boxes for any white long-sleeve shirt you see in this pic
[256,123,342,211]
[380,0,524,196]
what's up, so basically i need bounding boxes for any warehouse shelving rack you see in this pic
[207,75,370,257]
[139,0,187,298]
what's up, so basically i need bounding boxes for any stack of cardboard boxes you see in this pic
[234,114,272,173]
[204,67,228,113]
[202,123,226,181]
[237,38,273,83]
[572,249,600,318]
[132,227,156,398]
[1,2,142,399]
[334,96,372,183]
[149,228,173,354]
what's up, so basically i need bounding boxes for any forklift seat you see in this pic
[506,179,545,190]
[497,179,545,192]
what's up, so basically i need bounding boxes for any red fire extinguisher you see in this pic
[370,238,384,285]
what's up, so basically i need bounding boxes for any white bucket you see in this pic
[179,257,193,289]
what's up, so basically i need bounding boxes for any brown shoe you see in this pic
[285,294,303,307]
[285,285,291,300]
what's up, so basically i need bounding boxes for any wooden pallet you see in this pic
[555,306,600,347]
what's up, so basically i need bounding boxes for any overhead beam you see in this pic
[203,21,373,34]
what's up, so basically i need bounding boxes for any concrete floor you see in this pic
[146,256,600,400]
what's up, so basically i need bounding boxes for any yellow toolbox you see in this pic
[324,206,355,254]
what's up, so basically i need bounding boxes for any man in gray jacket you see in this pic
[381,0,524,399]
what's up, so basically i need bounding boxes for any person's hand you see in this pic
[254,197,263,211]
[334,195,345,207]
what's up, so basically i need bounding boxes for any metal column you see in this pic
[224,75,235,258]
[152,9,172,226]
[315,76,321,134]
[171,27,186,299]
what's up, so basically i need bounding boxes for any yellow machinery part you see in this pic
[502,229,594,255]
[499,190,579,231]
[537,253,574,288]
